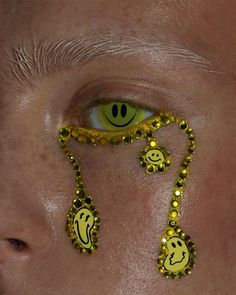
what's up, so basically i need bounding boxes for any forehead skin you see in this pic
[0,1,235,295]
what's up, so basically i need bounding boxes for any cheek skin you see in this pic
[1,98,235,295]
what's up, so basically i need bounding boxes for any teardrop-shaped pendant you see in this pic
[66,190,100,255]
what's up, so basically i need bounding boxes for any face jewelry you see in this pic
[59,108,196,278]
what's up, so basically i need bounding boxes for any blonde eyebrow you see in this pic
[6,31,220,86]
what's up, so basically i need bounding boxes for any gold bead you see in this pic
[158,266,165,273]
[146,164,155,174]
[134,129,143,139]
[180,169,188,178]
[171,200,179,208]
[161,115,171,125]
[165,160,171,166]
[166,228,174,236]
[170,210,178,218]
[152,120,161,129]
[122,136,132,144]
[149,140,157,147]
[174,190,181,197]
[59,127,70,138]
[179,119,188,130]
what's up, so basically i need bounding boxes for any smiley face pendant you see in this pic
[139,138,171,174]
[66,192,100,255]
[157,227,196,279]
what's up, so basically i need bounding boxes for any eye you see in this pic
[86,101,153,131]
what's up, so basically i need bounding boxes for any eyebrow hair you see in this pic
[6,32,220,86]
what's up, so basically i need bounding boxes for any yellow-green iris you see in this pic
[95,102,151,131]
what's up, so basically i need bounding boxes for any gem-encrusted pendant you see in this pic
[138,137,171,174]
[157,227,196,279]
[66,190,100,255]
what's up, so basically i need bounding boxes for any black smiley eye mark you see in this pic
[177,241,182,247]
[112,104,118,118]
[121,104,127,117]
[85,215,90,222]
[172,242,176,248]
[80,213,84,219]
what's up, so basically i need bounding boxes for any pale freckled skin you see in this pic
[0,1,235,295]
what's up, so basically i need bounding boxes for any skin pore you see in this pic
[0,0,236,294]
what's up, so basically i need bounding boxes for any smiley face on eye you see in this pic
[145,149,165,165]
[97,102,148,130]
[73,208,94,249]
[164,237,190,272]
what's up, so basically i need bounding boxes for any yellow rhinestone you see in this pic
[170,210,178,218]
[172,200,179,208]
[180,169,188,178]
[146,164,155,174]
[159,266,165,273]
[166,229,174,236]
[162,238,167,243]
[179,119,188,130]
[150,140,157,147]
[122,136,132,144]
[152,120,161,129]
[174,190,181,197]
[165,160,171,166]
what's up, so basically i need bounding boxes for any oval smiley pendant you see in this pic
[66,191,100,255]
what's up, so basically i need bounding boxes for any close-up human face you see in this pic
[0,1,235,294]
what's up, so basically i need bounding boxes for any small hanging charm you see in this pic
[138,137,171,174]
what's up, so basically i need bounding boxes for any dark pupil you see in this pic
[171,242,176,248]
[121,104,127,118]
[177,241,182,246]
[112,104,118,118]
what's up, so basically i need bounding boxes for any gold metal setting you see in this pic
[58,111,196,278]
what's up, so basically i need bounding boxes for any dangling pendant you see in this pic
[66,189,100,255]
[138,137,171,174]
[157,227,196,279]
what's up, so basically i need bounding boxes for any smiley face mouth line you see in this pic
[75,221,91,245]
[169,251,186,265]
[147,156,162,162]
[104,113,136,127]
